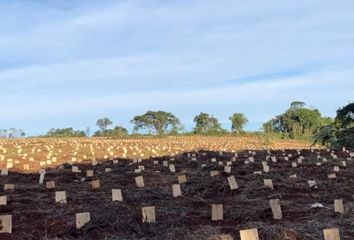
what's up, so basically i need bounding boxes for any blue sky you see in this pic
[0,0,353,135]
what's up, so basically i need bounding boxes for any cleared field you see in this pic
[2,137,353,240]
[0,136,311,173]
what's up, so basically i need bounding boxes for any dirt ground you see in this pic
[0,149,353,240]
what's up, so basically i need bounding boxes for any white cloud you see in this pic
[0,0,353,134]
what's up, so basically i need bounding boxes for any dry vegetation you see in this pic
[0,136,311,173]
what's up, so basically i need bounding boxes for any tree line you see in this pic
[37,101,354,149]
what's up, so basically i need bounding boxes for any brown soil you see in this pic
[0,149,353,240]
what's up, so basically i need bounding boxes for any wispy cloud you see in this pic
[0,0,353,134]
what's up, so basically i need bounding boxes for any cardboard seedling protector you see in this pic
[72,166,80,173]
[4,184,14,191]
[86,170,94,177]
[210,170,219,177]
[177,175,187,184]
[289,174,297,179]
[112,189,123,202]
[211,204,223,221]
[38,170,46,184]
[76,212,90,229]
[172,184,182,197]
[142,206,156,223]
[135,176,144,188]
[169,164,176,173]
[227,176,238,190]
[224,166,231,173]
[46,181,55,189]
[334,199,344,213]
[240,228,259,240]
[264,179,274,190]
[328,173,336,179]
[308,180,317,188]
[323,228,340,240]
[1,169,8,176]
[55,191,67,204]
[0,196,7,206]
[270,199,282,220]
[0,214,12,233]
[90,180,100,189]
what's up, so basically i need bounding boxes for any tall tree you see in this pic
[131,111,180,135]
[290,101,306,109]
[193,112,224,134]
[96,118,113,132]
[93,125,128,137]
[265,102,327,139]
[45,128,86,137]
[229,113,248,134]
[314,102,354,148]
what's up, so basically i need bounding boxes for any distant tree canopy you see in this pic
[131,111,181,135]
[45,128,86,137]
[0,128,25,138]
[93,125,128,137]
[290,101,306,109]
[193,112,225,134]
[229,113,248,134]
[96,118,113,132]
[11,103,353,150]
[264,101,330,139]
[313,102,354,149]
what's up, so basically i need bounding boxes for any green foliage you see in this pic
[266,102,328,139]
[336,102,354,127]
[130,111,181,135]
[93,125,128,137]
[261,121,277,144]
[290,101,306,109]
[313,102,354,149]
[96,118,113,132]
[229,113,248,134]
[193,112,226,134]
[45,128,86,137]
[0,128,25,138]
